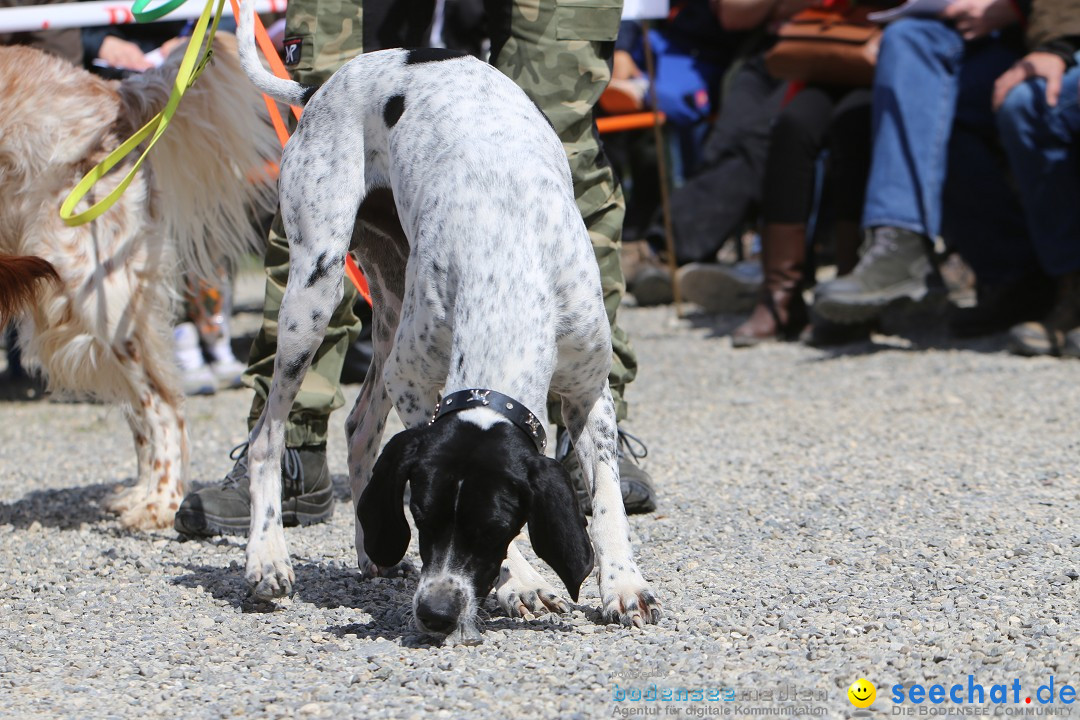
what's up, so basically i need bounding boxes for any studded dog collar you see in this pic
[430,389,547,453]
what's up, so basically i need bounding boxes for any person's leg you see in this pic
[813,21,955,322]
[665,53,786,264]
[175,0,366,536]
[997,64,1080,355]
[244,218,361,447]
[860,18,965,236]
[995,65,1080,276]
[487,0,654,513]
[815,22,1029,325]
[939,36,1032,284]
[937,38,1051,336]
[174,280,218,397]
[802,89,876,346]
[363,0,438,51]
[824,87,873,273]
[732,87,836,345]
[658,53,786,313]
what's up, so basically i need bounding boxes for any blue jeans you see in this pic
[862,18,1037,283]
[996,61,1080,276]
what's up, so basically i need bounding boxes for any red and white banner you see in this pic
[0,0,287,33]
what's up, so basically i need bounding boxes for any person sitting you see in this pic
[993,6,1080,357]
[731,79,872,346]
[626,0,825,311]
[813,1,1055,337]
[608,1,743,304]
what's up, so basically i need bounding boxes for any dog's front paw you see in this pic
[495,566,569,619]
[599,571,662,628]
[246,558,294,600]
[246,537,294,600]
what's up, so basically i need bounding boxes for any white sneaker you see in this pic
[209,340,246,389]
[173,322,216,396]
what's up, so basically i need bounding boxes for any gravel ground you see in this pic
[1,293,1079,719]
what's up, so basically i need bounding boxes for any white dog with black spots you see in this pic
[235,0,661,644]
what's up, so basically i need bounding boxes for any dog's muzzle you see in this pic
[414,578,483,645]
[415,587,465,633]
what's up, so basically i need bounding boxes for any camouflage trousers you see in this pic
[246,0,638,445]
[243,0,364,447]
[487,0,636,422]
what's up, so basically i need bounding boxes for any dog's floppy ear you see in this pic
[525,455,594,602]
[357,427,424,568]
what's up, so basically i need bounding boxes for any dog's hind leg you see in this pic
[345,342,394,578]
[245,150,365,600]
[104,342,188,531]
[111,284,189,530]
[245,249,349,598]
[562,389,661,627]
[344,189,410,578]
[28,233,188,531]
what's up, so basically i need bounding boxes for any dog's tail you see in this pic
[118,33,279,278]
[0,255,59,326]
[236,0,313,107]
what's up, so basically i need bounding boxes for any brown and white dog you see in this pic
[0,36,278,529]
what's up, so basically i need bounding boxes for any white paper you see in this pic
[867,0,955,23]
[622,0,669,20]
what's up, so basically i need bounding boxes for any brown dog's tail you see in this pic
[0,255,59,325]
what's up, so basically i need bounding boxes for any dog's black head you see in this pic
[356,412,594,637]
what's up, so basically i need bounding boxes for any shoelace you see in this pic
[555,428,649,464]
[221,441,303,493]
[856,228,900,270]
[617,428,648,464]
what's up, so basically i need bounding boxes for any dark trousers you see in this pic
[762,86,872,227]
[663,52,786,264]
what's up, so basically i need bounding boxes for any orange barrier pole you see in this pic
[229,0,372,306]
[595,111,666,134]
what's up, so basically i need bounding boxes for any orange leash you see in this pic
[230,0,372,306]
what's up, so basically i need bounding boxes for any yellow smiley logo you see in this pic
[848,678,876,708]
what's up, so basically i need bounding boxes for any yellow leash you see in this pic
[59,0,224,226]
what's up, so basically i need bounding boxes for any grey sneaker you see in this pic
[814,226,935,323]
[555,428,657,516]
[1064,328,1080,358]
[174,442,333,536]
[677,261,762,315]
[629,266,674,307]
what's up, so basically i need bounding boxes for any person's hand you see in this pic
[613,50,643,81]
[993,51,1068,110]
[98,35,153,71]
[158,36,185,58]
[940,0,1020,40]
